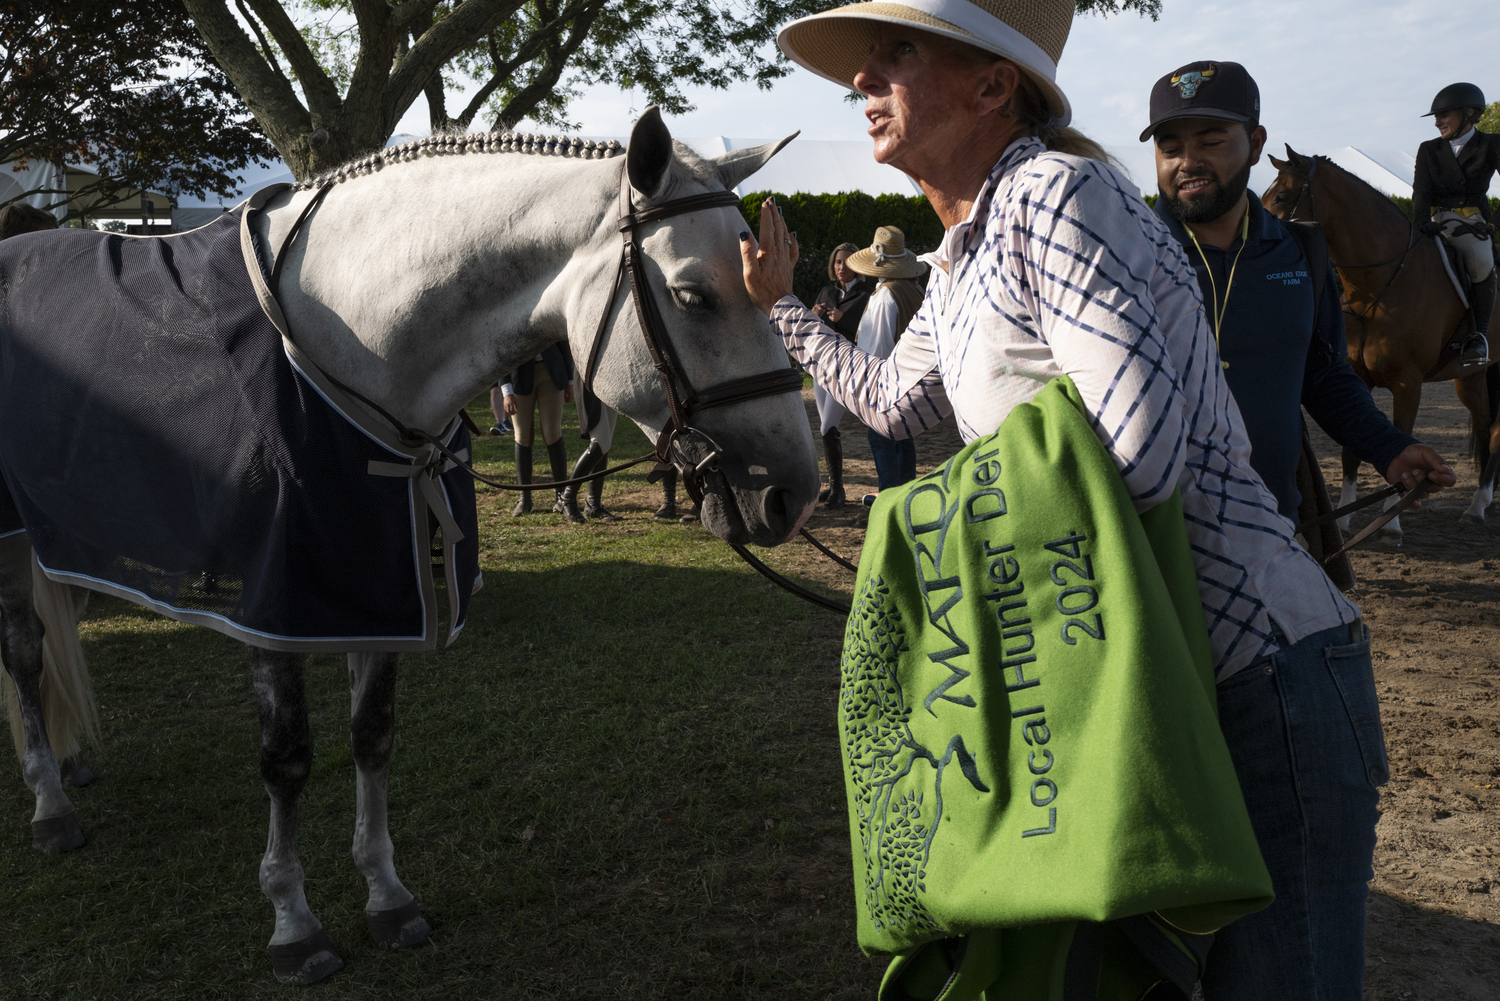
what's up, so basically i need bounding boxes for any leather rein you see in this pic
[271,170,854,616]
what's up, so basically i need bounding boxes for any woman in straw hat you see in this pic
[847,225,926,494]
[741,1,1387,997]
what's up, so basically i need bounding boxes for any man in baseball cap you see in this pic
[1143,59,1454,1001]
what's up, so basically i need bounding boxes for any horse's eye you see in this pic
[672,287,714,312]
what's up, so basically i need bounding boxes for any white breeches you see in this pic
[1436,209,1497,281]
[814,383,846,436]
[588,404,618,451]
[512,368,564,447]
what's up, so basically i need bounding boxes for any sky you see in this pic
[193,0,1499,205]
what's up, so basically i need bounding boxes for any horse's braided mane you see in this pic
[290,131,623,191]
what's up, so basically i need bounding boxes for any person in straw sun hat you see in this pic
[847,224,926,494]
[740,1,1394,997]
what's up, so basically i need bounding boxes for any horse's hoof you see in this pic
[268,929,344,985]
[367,900,431,951]
[1462,513,1487,527]
[31,811,84,854]
[1379,531,1403,546]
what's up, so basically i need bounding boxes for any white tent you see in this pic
[0,161,68,220]
[682,137,920,197]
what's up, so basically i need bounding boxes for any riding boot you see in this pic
[821,427,846,508]
[546,439,571,515]
[657,465,681,522]
[584,451,619,522]
[1462,272,1496,367]
[558,440,602,524]
[654,467,678,520]
[511,444,533,516]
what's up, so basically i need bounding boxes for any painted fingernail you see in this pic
[739,231,749,241]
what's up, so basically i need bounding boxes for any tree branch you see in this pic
[242,0,343,118]
[180,0,310,149]
[383,0,523,127]
[491,1,603,130]
[232,0,289,84]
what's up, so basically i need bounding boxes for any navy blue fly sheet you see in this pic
[0,196,480,651]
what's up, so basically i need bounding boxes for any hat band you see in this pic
[896,0,1058,81]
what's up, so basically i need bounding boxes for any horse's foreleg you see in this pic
[1465,451,1500,524]
[249,645,343,985]
[1338,446,1362,535]
[0,536,80,853]
[348,651,430,951]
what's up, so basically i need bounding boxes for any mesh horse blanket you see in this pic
[843,377,1273,1000]
[0,189,479,651]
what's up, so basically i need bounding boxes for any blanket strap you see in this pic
[368,459,466,545]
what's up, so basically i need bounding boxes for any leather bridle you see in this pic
[580,165,805,498]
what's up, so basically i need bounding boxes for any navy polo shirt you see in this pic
[1156,196,1414,519]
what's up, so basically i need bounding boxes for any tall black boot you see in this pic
[584,450,619,522]
[1463,272,1496,367]
[545,439,570,515]
[511,443,533,516]
[654,467,678,520]
[558,440,602,524]
[821,427,846,508]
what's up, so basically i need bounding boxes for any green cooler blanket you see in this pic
[841,377,1273,1000]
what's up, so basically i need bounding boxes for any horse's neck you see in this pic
[260,157,620,432]
[1318,168,1411,270]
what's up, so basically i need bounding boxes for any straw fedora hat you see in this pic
[846,226,928,279]
[778,0,1074,127]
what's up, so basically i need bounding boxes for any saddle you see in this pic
[1425,225,1499,377]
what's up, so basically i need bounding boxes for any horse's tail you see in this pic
[2,553,100,764]
[1471,362,1500,470]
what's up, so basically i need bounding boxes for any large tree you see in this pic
[0,0,275,218]
[182,0,1160,181]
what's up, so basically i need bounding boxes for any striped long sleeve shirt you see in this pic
[772,136,1359,681]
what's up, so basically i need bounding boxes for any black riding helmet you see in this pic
[1423,82,1486,116]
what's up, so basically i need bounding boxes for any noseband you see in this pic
[581,165,805,493]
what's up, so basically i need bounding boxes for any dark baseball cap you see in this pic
[1139,60,1260,142]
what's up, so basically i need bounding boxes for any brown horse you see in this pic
[1262,145,1500,539]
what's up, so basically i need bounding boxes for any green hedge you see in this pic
[739,190,943,306]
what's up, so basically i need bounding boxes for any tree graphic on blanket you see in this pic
[842,574,989,936]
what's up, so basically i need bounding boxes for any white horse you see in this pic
[0,108,818,984]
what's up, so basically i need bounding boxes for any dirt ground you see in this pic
[797,386,1500,999]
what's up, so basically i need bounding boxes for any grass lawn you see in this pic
[0,395,884,999]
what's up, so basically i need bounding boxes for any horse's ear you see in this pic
[713,132,800,192]
[1284,144,1305,166]
[1269,153,1288,170]
[628,106,674,197]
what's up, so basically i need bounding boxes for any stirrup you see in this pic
[1461,336,1490,368]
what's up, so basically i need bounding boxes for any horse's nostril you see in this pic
[762,487,794,537]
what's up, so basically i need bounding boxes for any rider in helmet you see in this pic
[1413,82,1500,368]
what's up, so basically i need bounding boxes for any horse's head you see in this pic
[1262,145,1318,223]
[580,109,820,547]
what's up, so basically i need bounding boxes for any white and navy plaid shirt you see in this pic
[773,136,1359,681]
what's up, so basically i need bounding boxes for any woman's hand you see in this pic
[827,307,843,323]
[564,385,574,404]
[740,196,799,315]
[502,394,518,416]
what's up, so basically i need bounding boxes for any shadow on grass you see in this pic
[1,559,878,1000]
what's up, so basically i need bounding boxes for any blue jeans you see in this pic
[867,430,916,490]
[1202,622,1387,1000]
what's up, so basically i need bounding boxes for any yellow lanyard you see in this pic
[1186,209,1251,371]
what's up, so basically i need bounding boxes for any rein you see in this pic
[269,169,852,614]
